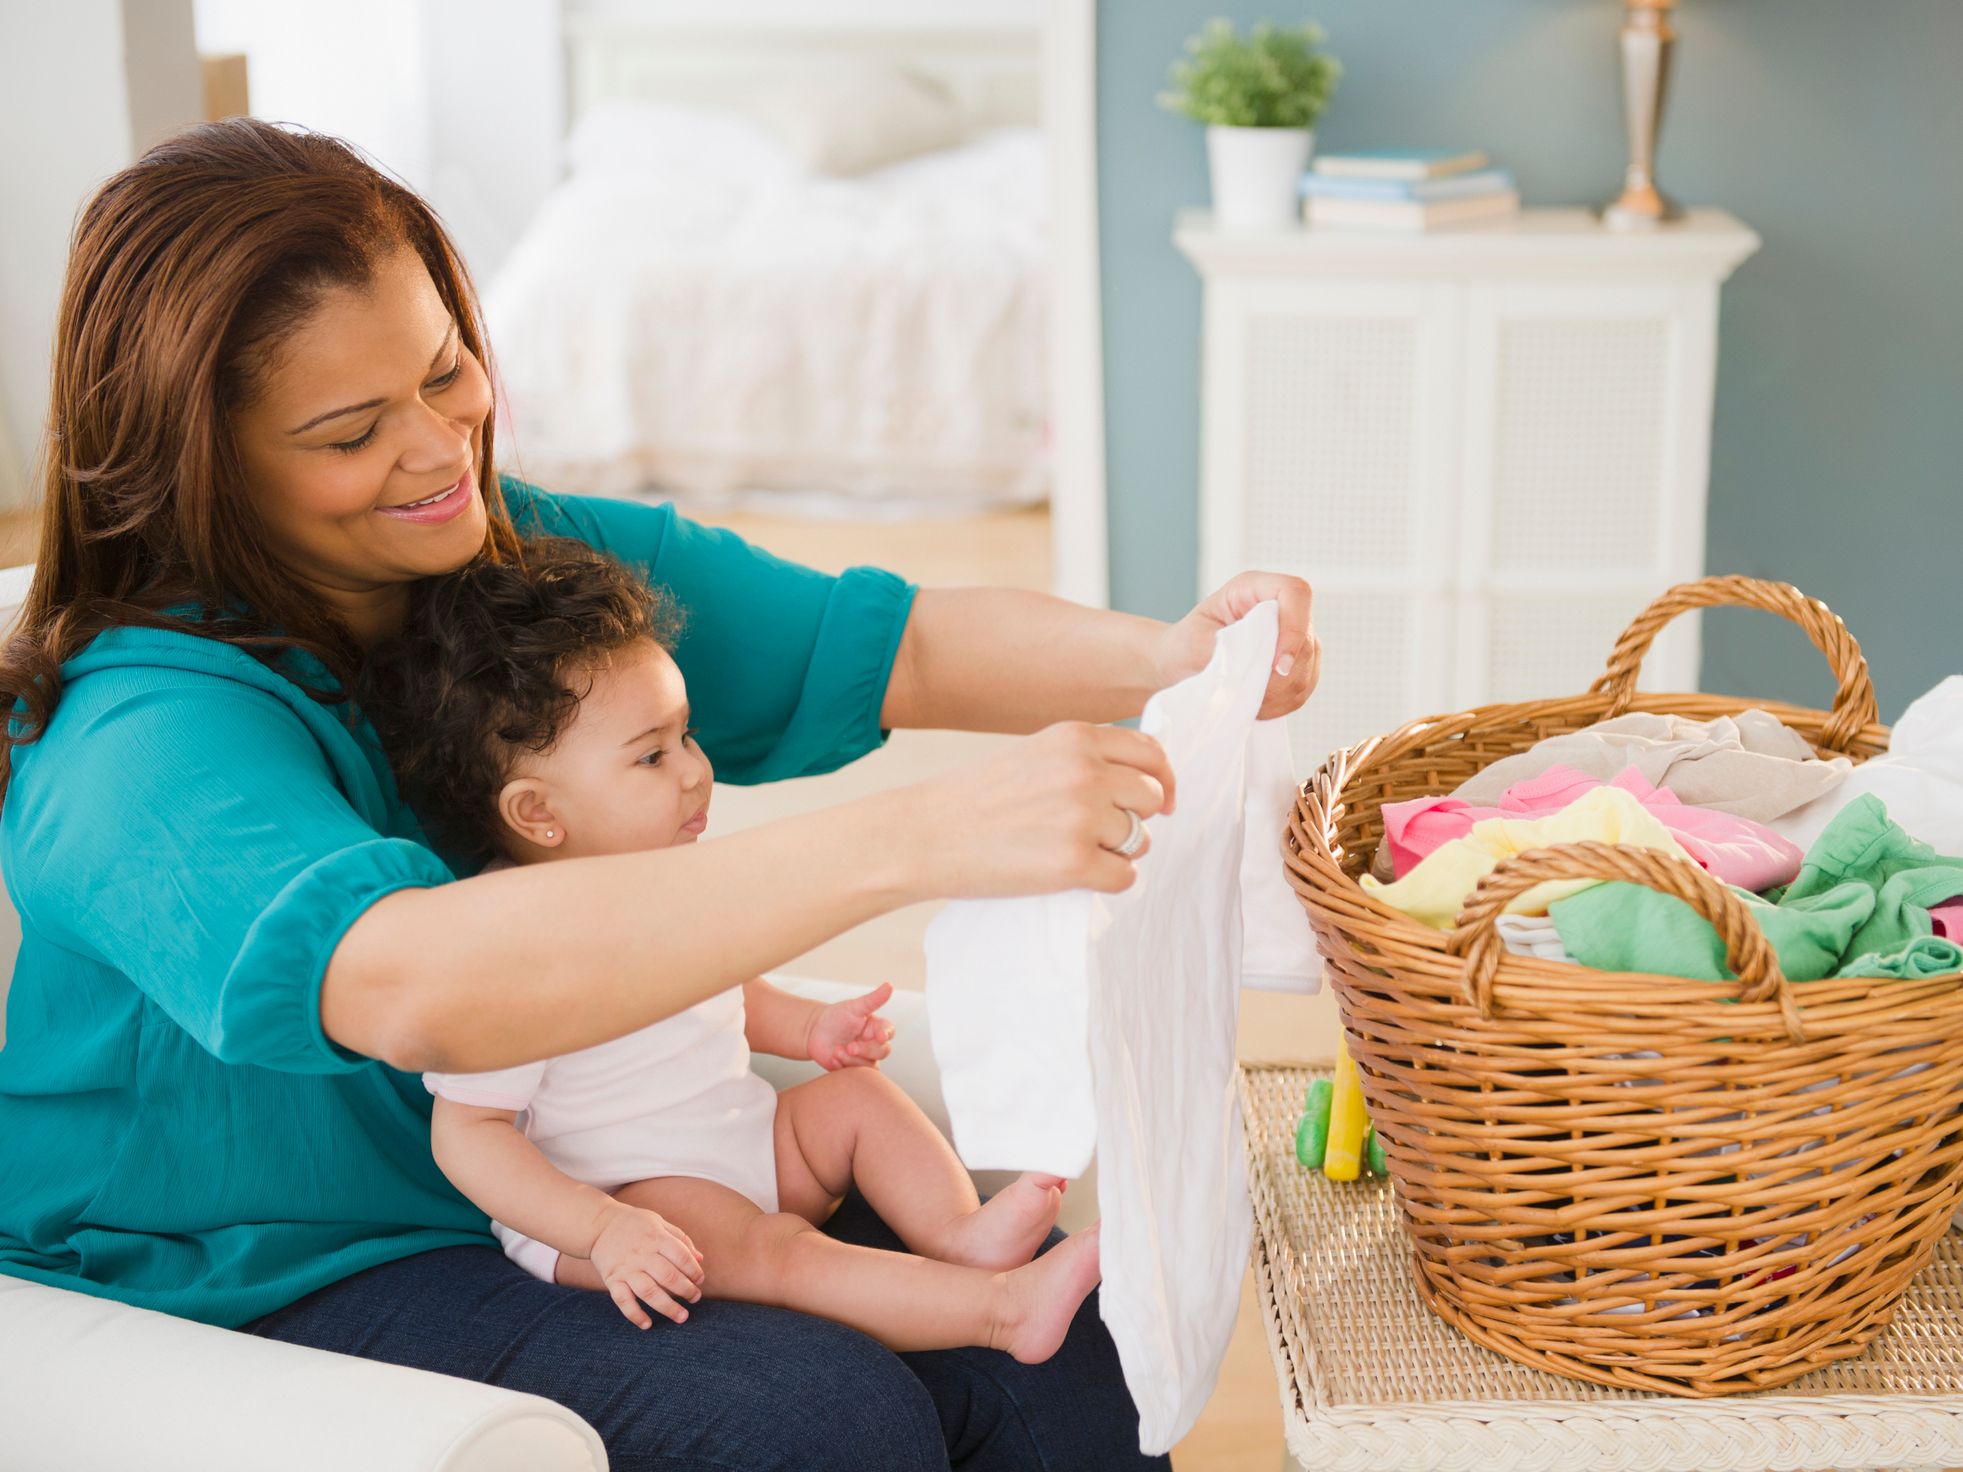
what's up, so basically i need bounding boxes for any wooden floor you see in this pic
[4,495,1338,1468]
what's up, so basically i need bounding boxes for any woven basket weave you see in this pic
[1283,576,1963,1397]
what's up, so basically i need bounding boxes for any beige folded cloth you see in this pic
[1451,708,1853,817]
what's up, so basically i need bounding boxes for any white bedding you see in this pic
[486,101,1050,517]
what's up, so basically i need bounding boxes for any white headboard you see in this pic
[561,6,1043,131]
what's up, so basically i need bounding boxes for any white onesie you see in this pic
[424,949,780,1282]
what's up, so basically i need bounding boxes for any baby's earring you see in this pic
[545,829,557,840]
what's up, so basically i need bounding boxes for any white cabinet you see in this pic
[1175,208,1760,771]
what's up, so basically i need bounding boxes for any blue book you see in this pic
[1312,148,1489,181]
[1300,168,1515,203]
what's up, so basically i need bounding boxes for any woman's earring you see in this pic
[545,829,556,840]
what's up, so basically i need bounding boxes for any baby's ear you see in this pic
[498,777,563,851]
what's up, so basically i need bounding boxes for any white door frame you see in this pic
[1043,0,1109,608]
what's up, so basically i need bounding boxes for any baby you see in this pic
[360,538,1100,1361]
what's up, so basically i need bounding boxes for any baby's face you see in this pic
[504,638,712,859]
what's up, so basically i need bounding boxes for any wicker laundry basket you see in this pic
[1283,575,1963,1397]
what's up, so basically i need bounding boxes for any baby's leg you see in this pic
[774,1068,1066,1271]
[615,1174,1101,1363]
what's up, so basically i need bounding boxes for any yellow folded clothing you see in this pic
[1359,785,1698,929]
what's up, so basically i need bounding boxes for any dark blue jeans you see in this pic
[246,1193,1167,1471]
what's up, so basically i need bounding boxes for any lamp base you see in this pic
[1605,0,1683,231]
[1600,179,1685,231]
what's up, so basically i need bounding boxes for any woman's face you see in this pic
[232,246,493,630]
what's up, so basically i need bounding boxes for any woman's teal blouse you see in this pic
[0,480,915,1327]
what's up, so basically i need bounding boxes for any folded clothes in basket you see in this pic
[1449,708,1851,818]
[1772,675,1963,856]
[1546,794,1963,980]
[1377,764,1804,890]
[1361,785,1697,929]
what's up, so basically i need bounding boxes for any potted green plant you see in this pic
[1160,19,1341,230]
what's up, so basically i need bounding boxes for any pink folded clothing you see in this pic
[1381,764,1806,892]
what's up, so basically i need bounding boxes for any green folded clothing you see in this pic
[1841,934,1963,980]
[1550,794,1963,981]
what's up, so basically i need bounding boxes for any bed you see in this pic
[485,16,1050,519]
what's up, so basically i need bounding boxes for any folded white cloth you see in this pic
[1495,912,1573,963]
[926,601,1300,1453]
[1770,675,1963,856]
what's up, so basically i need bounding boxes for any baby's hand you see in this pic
[589,1201,704,1330]
[806,982,896,1071]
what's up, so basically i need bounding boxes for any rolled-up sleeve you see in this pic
[10,676,453,1074]
[507,480,916,785]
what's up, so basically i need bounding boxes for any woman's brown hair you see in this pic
[0,118,524,800]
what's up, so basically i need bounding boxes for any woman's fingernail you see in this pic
[1275,653,1296,677]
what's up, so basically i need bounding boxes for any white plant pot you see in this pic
[1206,125,1314,230]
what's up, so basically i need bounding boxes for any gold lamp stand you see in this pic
[1602,0,1685,229]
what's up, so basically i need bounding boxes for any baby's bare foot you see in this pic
[939,1173,1067,1270]
[993,1224,1102,1365]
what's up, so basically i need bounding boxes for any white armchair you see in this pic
[0,564,1090,1471]
[0,971,969,1472]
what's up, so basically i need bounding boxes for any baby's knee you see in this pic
[816,1062,907,1116]
[723,1211,825,1297]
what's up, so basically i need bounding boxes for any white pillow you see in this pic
[739,62,965,177]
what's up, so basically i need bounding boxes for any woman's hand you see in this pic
[805,982,896,1070]
[904,721,1176,899]
[589,1201,705,1330]
[1154,572,1319,720]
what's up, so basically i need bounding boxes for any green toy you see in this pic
[1295,1075,1390,1179]
[1364,1126,1388,1178]
[1294,1078,1333,1168]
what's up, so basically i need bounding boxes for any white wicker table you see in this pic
[1241,1065,1963,1472]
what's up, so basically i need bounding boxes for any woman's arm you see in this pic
[880,573,1322,734]
[323,722,1176,1075]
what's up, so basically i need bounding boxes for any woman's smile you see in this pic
[377,468,476,525]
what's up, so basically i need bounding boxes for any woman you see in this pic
[0,120,1318,1470]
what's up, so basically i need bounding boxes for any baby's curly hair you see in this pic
[360,538,682,862]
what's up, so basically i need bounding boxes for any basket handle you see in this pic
[1444,841,1806,1043]
[1589,575,1878,754]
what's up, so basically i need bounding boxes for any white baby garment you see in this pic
[926,600,1311,1453]
[425,970,780,1283]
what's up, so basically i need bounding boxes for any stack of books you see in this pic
[1300,150,1519,232]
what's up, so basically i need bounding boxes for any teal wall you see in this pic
[1098,0,1963,722]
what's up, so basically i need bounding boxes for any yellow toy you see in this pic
[1293,1040,1391,1181]
[1322,1036,1369,1182]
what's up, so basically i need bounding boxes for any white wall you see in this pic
[421,0,564,289]
[119,0,202,152]
[192,0,434,186]
[191,0,563,286]
[0,0,199,510]
[565,0,1047,29]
